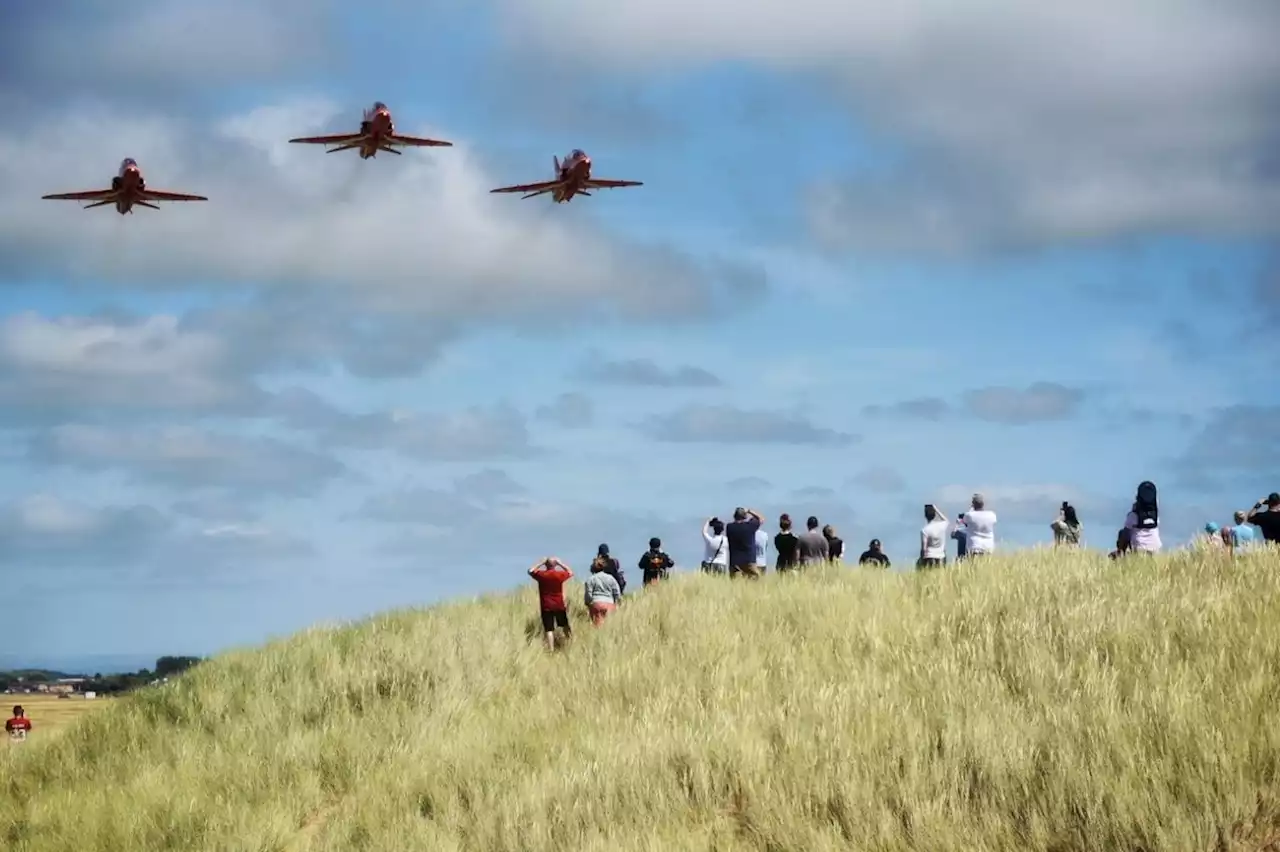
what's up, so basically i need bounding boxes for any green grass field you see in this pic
[4,693,114,739]
[4,546,1280,851]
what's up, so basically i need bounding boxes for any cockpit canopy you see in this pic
[120,157,138,169]
[568,149,586,161]
[371,101,388,112]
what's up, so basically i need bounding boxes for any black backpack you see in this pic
[1133,481,1158,529]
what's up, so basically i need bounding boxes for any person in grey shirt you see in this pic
[796,515,830,567]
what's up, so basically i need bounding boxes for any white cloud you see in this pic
[494,0,1280,252]
[0,313,256,414]
[0,494,168,566]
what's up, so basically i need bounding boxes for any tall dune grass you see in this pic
[4,546,1280,851]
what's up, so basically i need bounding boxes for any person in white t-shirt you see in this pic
[919,503,949,569]
[963,493,997,555]
[753,526,769,575]
[701,517,729,575]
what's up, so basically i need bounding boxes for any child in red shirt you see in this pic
[529,557,574,651]
[6,705,32,741]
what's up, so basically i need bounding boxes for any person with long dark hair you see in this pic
[1051,502,1083,547]
[1124,481,1162,554]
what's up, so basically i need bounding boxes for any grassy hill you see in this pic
[4,548,1280,851]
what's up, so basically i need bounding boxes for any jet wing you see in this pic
[288,133,365,145]
[389,133,453,147]
[41,188,116,201]
[489,179,564,194]
[583,178,643,189]
[141,189,208,202]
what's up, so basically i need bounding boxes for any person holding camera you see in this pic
[919,503,948,569]
[726,507,764,579]
[701,517,728,574]
[1247,493,1280,544]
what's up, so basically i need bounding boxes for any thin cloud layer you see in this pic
[0,1,336,103]
[495,0,1280,254]
[580,357,722,387]
[963,383,1085,424]
[0,494,307,577]
[645,404,857,445]
[535,392,595,428]
[28,423,347,497]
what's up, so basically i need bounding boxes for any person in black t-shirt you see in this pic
[724,507,763,579]
[823,524,845,562]
[1247,492,1280,544]
[774,514,800,572]
[858,539,890,567]
[638,537,674,585]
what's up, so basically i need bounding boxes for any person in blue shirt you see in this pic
[1230,510,1259,550]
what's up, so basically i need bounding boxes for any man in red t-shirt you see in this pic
[6,705,32,741]
[529,557,574,651]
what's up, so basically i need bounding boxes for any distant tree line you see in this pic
[0,656,204,695]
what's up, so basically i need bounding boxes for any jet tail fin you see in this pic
[553,155,560,175]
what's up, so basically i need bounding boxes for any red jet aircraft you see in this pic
[41,158,208,214]
[489,149,642,202]
[288,102,453,158]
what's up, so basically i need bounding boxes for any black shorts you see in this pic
[540,609,570,632]
[917,557,943,570]
[643,569,665,585]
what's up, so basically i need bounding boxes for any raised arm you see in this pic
[1247,498,1268,522]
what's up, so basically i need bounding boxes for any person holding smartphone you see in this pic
[919,503,948,569]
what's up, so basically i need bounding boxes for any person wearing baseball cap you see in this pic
[1246,493,1280,544]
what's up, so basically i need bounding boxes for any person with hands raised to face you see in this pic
[1247,493,1280,545]
[529,557,574,651]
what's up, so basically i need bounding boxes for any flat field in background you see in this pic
[3,693,112,739]
[3,546,1280,852]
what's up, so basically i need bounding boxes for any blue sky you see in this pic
[1,0,1277,670]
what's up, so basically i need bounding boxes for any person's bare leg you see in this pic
[544,630,555,651]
